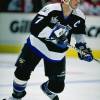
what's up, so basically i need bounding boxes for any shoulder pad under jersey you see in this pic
[38,3,61,16]
[72,7,86,20]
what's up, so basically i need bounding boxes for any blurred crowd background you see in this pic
[0,0,100,15]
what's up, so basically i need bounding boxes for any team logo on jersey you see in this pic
[74,20,80,27]
[50,16,59,24]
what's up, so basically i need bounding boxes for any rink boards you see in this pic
[0,44,100,59]
[0,13,100,58]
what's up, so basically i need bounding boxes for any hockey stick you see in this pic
[67,43,100,63]
[46,38,100,63]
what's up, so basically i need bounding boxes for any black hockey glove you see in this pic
[75,43,93,62]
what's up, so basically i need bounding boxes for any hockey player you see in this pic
[3,0,93,100]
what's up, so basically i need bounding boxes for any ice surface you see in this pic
[0,53,100,100]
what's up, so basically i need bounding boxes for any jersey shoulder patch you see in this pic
[72,8,86,20]
[38,3,61,16]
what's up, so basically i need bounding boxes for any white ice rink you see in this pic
[0,53,100,100]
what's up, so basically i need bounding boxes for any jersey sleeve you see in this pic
[30,14,50,37]
[73,19,86,35]
[72,8,86,35]
[30,4,53,37]
[30,3,61,37]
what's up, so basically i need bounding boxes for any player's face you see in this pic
[69,0,80,9]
